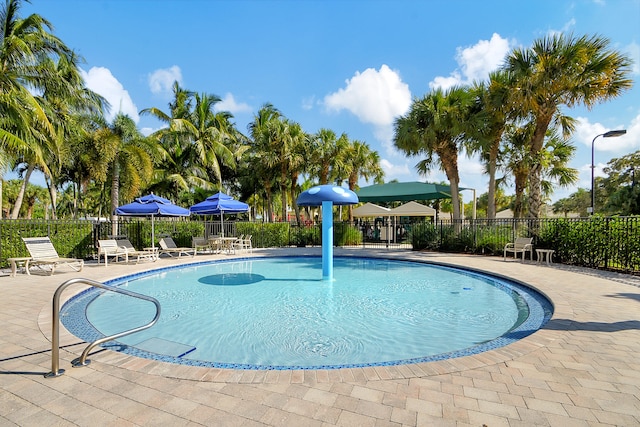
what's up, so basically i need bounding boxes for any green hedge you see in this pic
[236,222,290,248]
[335,224,362,246]
[0,219,95,267]
[3,217,640,273]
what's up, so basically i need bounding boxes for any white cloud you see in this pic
[459,154,486,176]
[574,115,640,153]
[626,41,640,75]
[546,19,577,38]
[429,74,462,91]
[301,95,316,111]
[323,64,412,127]
[323,64,412,163]
[216,93,252,115]
[430,33,512,90]
[81,67,139,123]
[379,158,412,180]
[148,65,182,96]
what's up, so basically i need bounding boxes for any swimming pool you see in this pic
[61,256,553,370]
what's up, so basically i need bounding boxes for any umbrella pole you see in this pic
[220,212,224,238]
[151,214,155,249]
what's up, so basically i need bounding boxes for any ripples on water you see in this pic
[82,257,529,367]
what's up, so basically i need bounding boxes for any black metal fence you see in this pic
[2,216,639,274]
[417,217,640,273]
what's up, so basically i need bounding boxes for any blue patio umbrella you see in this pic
[190,192,249,237]
[115,193,190,248]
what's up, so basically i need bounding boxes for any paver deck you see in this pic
[1,247,639,426]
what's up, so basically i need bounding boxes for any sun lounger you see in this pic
[159,237,196,257]
[22,237,84,275]
[97,239,130,266]
[115,238,158,263]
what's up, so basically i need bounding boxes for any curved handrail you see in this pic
[46,277,161,378]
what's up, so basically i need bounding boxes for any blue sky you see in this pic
[19,0,640,203]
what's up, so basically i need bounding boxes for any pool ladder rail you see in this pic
[46,277,161,378]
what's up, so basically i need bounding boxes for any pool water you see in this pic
[62,257,552,369]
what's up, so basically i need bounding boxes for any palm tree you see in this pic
[539,129,578,202]
[247,103,285,222]
[0,0,75,218]
[469,70,511,219]
[283,121,307,224]
[308,129,348,185]
[501,124,578,218]
[89,113,154,222]
[36,53,107,218]
[394,86,475,222]
[505,33,633,218]
[500,123,532,219]
[344,140,384,221]
[142,85,240,200]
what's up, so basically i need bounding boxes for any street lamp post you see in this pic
[590,129,627,215]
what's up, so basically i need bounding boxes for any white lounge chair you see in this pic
[116,238,158,263]
[97,239,129,266]
[159,237,196,258]
[22,237,84,275]
[503,237,534,261]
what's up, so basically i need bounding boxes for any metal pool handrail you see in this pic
[46,277,161,378]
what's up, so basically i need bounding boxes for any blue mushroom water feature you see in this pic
[296,185,359,280]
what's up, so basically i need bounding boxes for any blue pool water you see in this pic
[61,257,552,370]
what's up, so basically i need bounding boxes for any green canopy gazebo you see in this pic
[356,181,475,219]
[356,181,456,202]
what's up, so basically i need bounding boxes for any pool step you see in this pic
[134,337,196,358]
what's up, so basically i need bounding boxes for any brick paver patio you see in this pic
[1,248,639,426]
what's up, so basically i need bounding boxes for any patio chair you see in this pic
[115,238,158,263]
[159,237,196,258]
[192,236,212,254]
[97,239,130,266]
[22,237,84,275]
[503,237,533,262]
[234,234,252,253]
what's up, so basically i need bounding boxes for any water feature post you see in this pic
[322,200,333,279]
[296,185,358,281]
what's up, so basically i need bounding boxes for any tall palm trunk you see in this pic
[45,175,58,219]
[513,167,528,219]
[10,163,34,219]
[264,182,273,222]
[347,175,358,222]
[527,115,553,218]
[290,174,302,225]
[280,165,288,222]
[439,150,462,228]
[110,160,120,235]
[487,140,500,219]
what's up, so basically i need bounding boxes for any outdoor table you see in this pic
[536,249,555,265]
[143,247,160,261]
[8,257,32,277]
[214,237,238,254]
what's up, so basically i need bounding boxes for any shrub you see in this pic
[236,222,290,248]
[335,224,362,246]
[410,223,438,250]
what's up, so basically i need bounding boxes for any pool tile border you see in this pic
[57,254,555,376]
